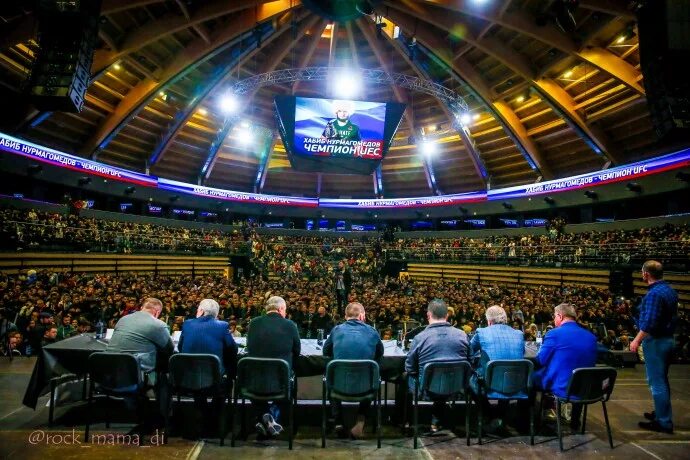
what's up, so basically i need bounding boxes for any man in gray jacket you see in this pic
[405,298,469,433]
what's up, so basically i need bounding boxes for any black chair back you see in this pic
[565,367,617,404]
[236,357,291,400]
[326,359,380,399]
[88,352,141,393]
[169,353,222,392]
[484,359,533,397]
[421,360,472,397]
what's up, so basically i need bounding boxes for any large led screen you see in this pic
[275,95,405,175]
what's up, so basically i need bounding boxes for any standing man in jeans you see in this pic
[631,260,678,434]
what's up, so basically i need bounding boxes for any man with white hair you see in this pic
[179,298,238,377]
[179,298,238,437]
[470,305,525,431]
[246,295,301,437]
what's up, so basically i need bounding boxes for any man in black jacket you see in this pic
[246,296,301,437]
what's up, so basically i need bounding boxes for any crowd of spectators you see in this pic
[1,267,688,362]
[1,207,689,269]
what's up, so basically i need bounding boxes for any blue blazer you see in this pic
[534,321,597,398]
[179,315,238,377]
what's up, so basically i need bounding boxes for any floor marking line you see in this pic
[185,440,204,460]
[631,442,664,460]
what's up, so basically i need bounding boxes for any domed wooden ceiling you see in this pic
[0,0,675,199]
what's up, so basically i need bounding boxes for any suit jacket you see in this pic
[535,321,597,397]
[470,323,525,378]
[323,319,383,361]
[179,315,238,377]
[107,310,174,371]
[247,312,301,370]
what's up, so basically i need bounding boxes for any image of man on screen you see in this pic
[322,100,361,141]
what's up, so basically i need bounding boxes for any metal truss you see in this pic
[231,67,470,113]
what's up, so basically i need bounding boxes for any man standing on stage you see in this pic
[631,260,678,434]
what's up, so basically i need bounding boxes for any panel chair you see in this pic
[541,367,618,451]
[231,357,296,450]
[84,352,152,442]
[321,359,382,448]
[167,354,230,445]
[410,360,473,449]
[478,359,534,445]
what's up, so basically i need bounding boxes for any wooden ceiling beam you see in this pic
[92,0,294,74]
[78,3,296,156]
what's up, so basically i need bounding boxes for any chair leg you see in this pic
[49,378,56,426]
[241,397,246,440]
[104,394,110,429]
[556,399,564,452]
[164,391,172,445]
[288,396,294,450]
[82,375,88,400]
[538,393,545,431]
[321,380,326,449]
[219,393,226,447]
[384,380,388,421]
[529,399,535,446]
[84,380,94,442]
[230,389,237,447]
[602,401,613,449]
[377,386,382,449]
[465,394,470,447]
[413,387,418,449]
[581,404,588,434]
[478,398,483,445]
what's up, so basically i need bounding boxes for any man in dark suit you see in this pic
[534,302,597,429]
[246,296,301,437]
[323,302,383,438]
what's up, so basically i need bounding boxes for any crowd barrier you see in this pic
[0,253,229,276]
[405,263,611,290]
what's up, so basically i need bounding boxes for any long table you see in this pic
[22,335,408,409]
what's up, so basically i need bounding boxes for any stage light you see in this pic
[78,177,91,186]
[197,108,207,116]
[27,164,43,175]
[544,196,555,205]
[584,190,598,199]
[220,94,239,114]
[333,70,362,99]
[421,140,437,156]
[502,202,513,210]
[237,126,253,146]
[460,113,471,125]
[124,186,136,195]
[113,62,121,70]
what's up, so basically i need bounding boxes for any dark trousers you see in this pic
[336,289,347,315]
[331,398,371,424]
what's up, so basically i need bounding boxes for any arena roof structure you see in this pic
[1,0,688,203]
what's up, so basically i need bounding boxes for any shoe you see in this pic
[350,415,365,439]
[644,411,656,421]
[334,424,347,438]
[560,403,572,422]
[638,421,673,434]
[255,420,268,437]
[263,413,283,436]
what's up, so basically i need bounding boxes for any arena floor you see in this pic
[0,358,688,460]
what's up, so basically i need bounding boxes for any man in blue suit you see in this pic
[534,302,597,429]
[179,298,238,435]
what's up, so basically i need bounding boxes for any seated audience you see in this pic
[323,302,383,438]
[246,296,301,438]
[179,298,238,436]
[533,303,597,429]
[404,299,470,433]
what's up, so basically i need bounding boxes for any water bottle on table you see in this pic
[317,329,324,347]
[95,319,105,340]
[396,329,404,349]
[535,330,543,350]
